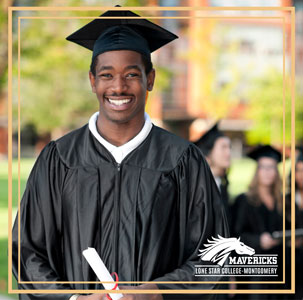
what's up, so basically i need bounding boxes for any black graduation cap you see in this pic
[66,6,178,62]
[194,122,225,156]
[247,145,282,163]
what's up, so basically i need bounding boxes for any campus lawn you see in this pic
[0,238,18,299]
[228,158,256,201]
[0,159,35,208]
[0,159,34,299]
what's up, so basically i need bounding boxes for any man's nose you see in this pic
[111,76,127,94]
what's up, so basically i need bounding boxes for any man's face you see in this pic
[208,137,231,172]
[89,50,155,125]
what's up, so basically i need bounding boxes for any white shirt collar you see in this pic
[214,176,222,189]
[88,112,153,164]
[295,191,302,206]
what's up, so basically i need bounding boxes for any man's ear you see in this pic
[88,71,96,93]
[147,68,156,92]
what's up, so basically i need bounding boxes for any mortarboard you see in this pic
[66,6,178,62]
[247,145,282,163]
[194,122,225,156]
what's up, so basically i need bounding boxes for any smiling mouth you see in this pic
[106,98,132,106]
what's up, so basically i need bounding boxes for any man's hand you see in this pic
[76,284,163,300]
[119,284,163,300]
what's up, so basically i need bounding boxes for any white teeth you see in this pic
[108,98,131,106]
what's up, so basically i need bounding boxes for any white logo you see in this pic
[198,235,255,266]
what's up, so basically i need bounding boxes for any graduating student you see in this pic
[12,7,229,300]
[233,145,283,252]
[285,151,303,299]
[194,122,231,227]
[232,145,283,299]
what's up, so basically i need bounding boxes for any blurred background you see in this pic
[0,0,302,298]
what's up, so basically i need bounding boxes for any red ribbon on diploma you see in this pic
[106,272,119,300]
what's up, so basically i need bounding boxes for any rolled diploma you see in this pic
[82,247,123,300]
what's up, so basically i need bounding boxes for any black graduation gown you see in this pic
[219,175,232,230]
[285,193,303,299]
[233,193,283,253]
[232,193,284,299]
[12,124,229,300]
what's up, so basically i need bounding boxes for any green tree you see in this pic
[0,0,15,100]
[245,68,302,146]
[15,4,98,138]
[185,19,241,119]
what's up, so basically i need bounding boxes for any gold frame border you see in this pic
[7,5,295,295]
[16,15,287,287]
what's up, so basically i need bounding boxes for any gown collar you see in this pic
[88,111,153,164]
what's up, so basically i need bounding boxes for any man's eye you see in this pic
[126,73,139,78]
[99,73,112,78]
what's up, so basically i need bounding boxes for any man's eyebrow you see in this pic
[125,65,142,71]
[97,65,113,72]
[96,65,142,73]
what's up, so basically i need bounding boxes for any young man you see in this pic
[12,7,228,300]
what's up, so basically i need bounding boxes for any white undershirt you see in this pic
[214,176,221,189]
[295,191,302,207]
[88,111,153,164]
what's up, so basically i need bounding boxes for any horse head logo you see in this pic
[198,235,255,267]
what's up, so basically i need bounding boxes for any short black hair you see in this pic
[90,53,153,77]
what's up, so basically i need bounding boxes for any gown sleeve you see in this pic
[154,145,230,299]
[12,142,73,300]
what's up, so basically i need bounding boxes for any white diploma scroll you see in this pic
[82,247,123,300]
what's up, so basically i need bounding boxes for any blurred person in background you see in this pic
[285,150,303,299]
[194,122,232,227]
[232,145,283,299]
[194,122,233,299]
